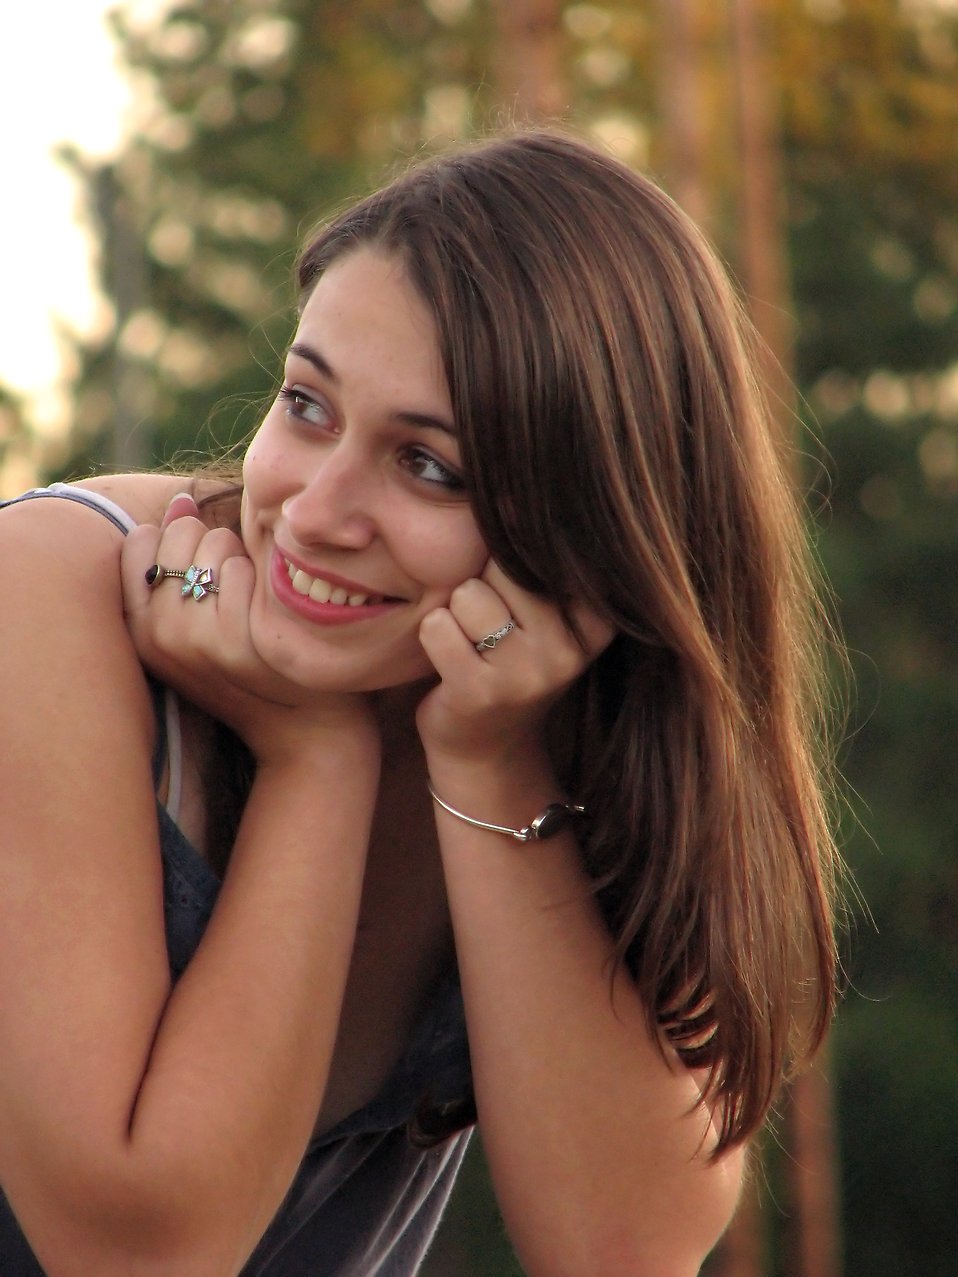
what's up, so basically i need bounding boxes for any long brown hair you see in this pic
[292,130,842,1155]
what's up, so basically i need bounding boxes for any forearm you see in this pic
[429,755,742,1277]
[0,499,384,1273]
[68,747,375,1273]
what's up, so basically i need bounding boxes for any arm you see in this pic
[417,567,742,1277]
[0,500,379,1276]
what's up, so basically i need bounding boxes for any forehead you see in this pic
[294,249,448,401]
[299,249,429,340]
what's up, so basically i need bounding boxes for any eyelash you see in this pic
[278,384,330,427]
[400,447,466,492]
[277,384,465,493]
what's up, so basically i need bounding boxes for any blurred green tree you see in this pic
[49,0,501,477]
[778,6,958,1272]
[0,385,32,483]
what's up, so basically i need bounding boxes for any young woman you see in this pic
[0,130,840,1276]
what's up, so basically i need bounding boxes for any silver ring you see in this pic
[181,564,219,600]
[475,619,516,652]
[145,563,219,600]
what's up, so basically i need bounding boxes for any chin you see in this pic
[249,626,432,696]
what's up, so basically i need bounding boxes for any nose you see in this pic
[282,438,378,550]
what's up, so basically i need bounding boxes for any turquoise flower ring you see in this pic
[182,565,219,601]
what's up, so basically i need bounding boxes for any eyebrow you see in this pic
[287,341,458,437]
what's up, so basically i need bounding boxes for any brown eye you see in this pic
[400,447,465,492]
[278,385,331,428]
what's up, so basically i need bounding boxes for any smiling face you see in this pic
[241,248,488,693]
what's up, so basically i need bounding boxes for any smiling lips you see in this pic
[285,559,388,607]
[271,552,402,624]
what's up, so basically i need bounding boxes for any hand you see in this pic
[416,561,614,769]
[120,495,378,766]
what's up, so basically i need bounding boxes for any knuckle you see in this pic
[204,526,243,557]
[164,513,204,537]
[218,558,252,595]
[449,579,479,609]
[419,607,447,638]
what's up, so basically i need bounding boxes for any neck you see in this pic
[368,680,442,877]
[372,678,433,768]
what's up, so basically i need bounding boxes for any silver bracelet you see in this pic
[427,781,584,843]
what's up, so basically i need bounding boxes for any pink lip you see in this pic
[269,550,403,626]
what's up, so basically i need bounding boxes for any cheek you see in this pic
[243,427,273,484]
[420,522,488,593]
[243,426,289,509]
[241,434,264,502]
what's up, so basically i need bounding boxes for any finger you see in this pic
[562,599,617,658]
[120,524,163,611]
[208,554,256,664]
[152,521,238,574]
[160,491,200,529]
[481,560,616,657]
[478,560,561,633]
[129,530,244,678]
[448,573,576,679]
[120,504,207,604]
[170,527,243,598]
[419,607,488,688]
[446,577,518,650]
[138,526,243,614]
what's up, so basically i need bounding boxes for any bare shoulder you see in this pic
[0,486,155,741]
[72,471,233,526]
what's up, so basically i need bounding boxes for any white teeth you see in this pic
[285,560,377,607]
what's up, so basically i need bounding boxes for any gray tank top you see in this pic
[0,485,474,1276]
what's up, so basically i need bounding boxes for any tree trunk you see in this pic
[783,1053,844,1277]
[655,0,712,232]
[729,0,794,424]
[491,0,566,122]
[93,164,152,473]
[728,3,843,1269]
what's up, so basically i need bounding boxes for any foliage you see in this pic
[0,385,32,481]
[776,3,958,1272]
[49,0,501,477]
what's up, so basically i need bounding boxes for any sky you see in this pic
[0,3,143,432]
